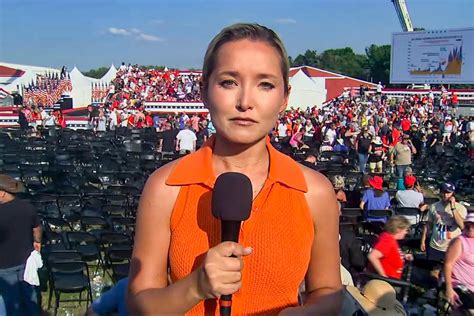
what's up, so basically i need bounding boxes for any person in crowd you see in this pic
[196,119,210,150]
[395,175,427,225]
[128,23,342,315]
[158,122,178,154]
[421,183,467,262]
[368,136,385,173]
[368,216,413,279]
[0,174,42,315]
[299,150,318,169]
[319,135,334,154]
[332,175,347,208]
[333,138,349,155]
[303,119,315,145]
[356,126,372,173]
[289,126,305,151]
[54,109,66,129]
[391,133,417,178]
[87,277,129,316]
[360,175,391,222]
[444,213,474,313]
[175,124,197,154]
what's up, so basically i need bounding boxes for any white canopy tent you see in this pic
[287,70,327,109]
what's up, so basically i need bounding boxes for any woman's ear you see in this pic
[279,84,291,113]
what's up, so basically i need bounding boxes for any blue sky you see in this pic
[0,0,472,71]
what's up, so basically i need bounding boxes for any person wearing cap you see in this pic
[360,176,391,222]
[421,183,467,262]
[0,174,42,315]
[395,175,427,225]
[444,213,474,313]
[390,133,417,178]
[368,136,385,174]
[345,279,406,315]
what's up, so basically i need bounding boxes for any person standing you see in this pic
[421,183,467,262]
[356,127,372,173]
[391,133,417,178]
[175,125,197,154]
[0,175,42,315]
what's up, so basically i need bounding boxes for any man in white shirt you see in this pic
[176,125,197,154]
[395,175,426,225]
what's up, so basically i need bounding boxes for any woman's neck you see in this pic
[212,135,269,175]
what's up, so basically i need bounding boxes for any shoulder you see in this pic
[141,160,182,205]
[300,165,338,216]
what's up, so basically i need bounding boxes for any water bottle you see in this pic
[91,271,104,298]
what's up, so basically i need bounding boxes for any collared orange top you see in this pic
[166,136,314,315]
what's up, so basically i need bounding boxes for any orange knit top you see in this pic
[166,137,314,315]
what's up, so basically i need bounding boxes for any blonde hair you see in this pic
[384,216,411,234]
[202,23,290,96]
[332,175,345,190]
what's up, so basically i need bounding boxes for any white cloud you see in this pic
[108,27,131,36]
[150,19,165,24]
[107,27,164,42]
[138,33,164,42]
[275,18,297,24]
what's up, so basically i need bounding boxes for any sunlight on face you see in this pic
[204,39,289,145]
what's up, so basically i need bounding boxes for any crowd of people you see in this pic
[106,63,202,104]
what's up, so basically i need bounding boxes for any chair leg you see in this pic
[48,285,53,309]
[54,291,60,316]
[79,291,82,305]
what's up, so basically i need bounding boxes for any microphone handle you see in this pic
[220,221,242,316]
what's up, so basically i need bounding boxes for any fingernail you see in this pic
[245,247,253,253]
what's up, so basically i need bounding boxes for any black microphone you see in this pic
[212,172,252,316]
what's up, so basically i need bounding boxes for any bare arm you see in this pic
[281,168,343,315]
[33,225,42,252]
[127,161,204,314]
[444,238,462,307]
[367,249,387,277]
[359,200,365,210]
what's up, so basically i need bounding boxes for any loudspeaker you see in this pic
[59,97,73,110]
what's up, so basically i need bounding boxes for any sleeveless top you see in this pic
[452,235,474,292]
[165,136,314,315]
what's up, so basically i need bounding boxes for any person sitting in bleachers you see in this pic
[360,176,391,222]
[395,175,427,225]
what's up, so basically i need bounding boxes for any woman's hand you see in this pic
[446,287,462,308]
[197,241,252,299]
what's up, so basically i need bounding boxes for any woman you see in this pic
[360,176,390,222]
[367,216,413,279]
[444,213,474,313]
[127,23,342,315]
[289,126,305,150]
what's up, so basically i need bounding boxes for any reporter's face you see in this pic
[203,39,289,145]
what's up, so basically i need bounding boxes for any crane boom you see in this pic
[391,0,414,32]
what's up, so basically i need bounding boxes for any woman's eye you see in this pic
[260,82,275,89]
[219,80,236,88]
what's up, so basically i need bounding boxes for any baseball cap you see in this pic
[464,213,474,223]
[441,182,455,193]
[0,174,25,194]
[404,175,417,188]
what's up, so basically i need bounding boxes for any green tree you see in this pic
[365,44,391,84]
[318,47,367,80]
[291,49,319,67]
[83,67,109,79]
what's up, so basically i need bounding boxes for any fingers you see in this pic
[215,241,253,257]
[200,242,252,299]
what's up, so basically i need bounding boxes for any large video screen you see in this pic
[390,28,474,84]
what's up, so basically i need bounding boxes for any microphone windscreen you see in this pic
[212,172,252,221]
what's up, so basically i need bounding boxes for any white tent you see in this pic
[100,64,117,83]
[69,66,95,108]
[288,69,327,109]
